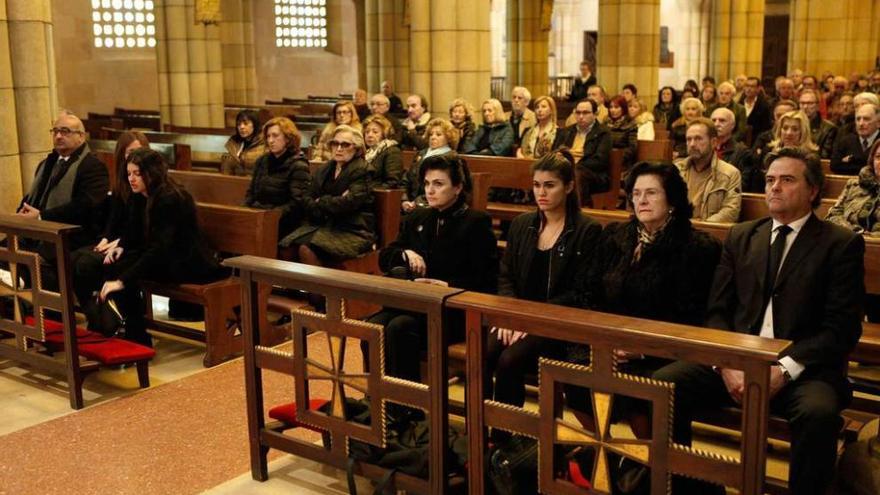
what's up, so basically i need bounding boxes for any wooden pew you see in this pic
[142,203,284,366]
[824,174,850,199]
[636,139,673,161]
[227,257,464,494]
[103,128,228,171]
[89,139,192,178]
[740,193,836,221]
[0,214,154,409]
[224,104,305,128]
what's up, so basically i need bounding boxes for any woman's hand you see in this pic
[103,246,124,265]
[403,249,426,277]
[491,327,527,346]
[413,278,448,287]
[402,201,416,213]
[613,349,643,363]
[94,237,119,254]
[99,280,124,302]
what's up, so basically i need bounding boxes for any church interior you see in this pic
[2,1,880,494]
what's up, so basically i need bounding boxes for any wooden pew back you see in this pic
[89,139,192,178]
[103,128,227,171]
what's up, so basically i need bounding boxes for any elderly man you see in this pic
[656,147,864,495]
[711,106,753,178]
[380,80,404,114]
[739,76,773,138]
[507,86,537,147]
[675,118,742,222]
[769,77,796,109]
[832,103,880,175]
[369,93,403,141]
[552,98,612,205]
[711,81,748,142]
[798,88,837,158]
[733,73,748,101]
[17,111,109,254]
[400,94,431,150]
[835,92,880,143]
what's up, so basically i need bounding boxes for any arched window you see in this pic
[274,0,328,48]
[90,0,156,49]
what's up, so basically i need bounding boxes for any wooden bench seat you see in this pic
[143,203,284,366]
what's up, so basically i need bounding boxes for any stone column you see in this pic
[4,0,56,201]
[364,0,410,95]
[155,0,224,128]
[710,0,764,82]
[506,0,550,98]
[219,0,257,105]
[789,0,880,77]
[677,0,710,86]
[408,0,490,115]
[597,0,661,100]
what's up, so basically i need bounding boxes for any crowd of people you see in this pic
[10,63,880,495]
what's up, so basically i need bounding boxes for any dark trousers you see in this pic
[484,334,552,407]
[363,309,427,382]
[575,166,608,207]
[70,246,151,347]
[653,361,843,495]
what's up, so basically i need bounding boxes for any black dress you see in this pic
[364,197,498,382]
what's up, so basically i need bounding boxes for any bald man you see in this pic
[17,111,109,252]
[711,107,756,191]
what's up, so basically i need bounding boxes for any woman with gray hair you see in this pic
[281,125,376,266]
[464,98,514,156]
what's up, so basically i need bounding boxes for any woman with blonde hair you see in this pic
[517,95,558,159]
[670,97,705,158]
[767,110,818,151]
[629,97,655,141]
[448,98,476,153]
[311,100,362,161]
[464,98,514,156]
[362,114,403,188]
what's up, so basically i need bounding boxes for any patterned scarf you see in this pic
[365,138,398,165]
[633,215,672,263]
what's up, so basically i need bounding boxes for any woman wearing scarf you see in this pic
[401,118,458,213]
[565,161,720,491]
[362,114,403,188]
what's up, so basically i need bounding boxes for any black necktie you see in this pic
[763,225,792,312]
[863,138,870,151]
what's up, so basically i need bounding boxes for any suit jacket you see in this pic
[832,133,877,175]
[552,123,613,192]
[741,96,773,140]
[705,215,864,396]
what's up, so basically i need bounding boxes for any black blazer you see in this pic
[552,123,613,192]
[705,215,864,396]
[832,133,877,175]
[742,96,773,139]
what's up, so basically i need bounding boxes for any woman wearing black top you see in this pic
[244,117,311,239]
[365,153,498,383]
[484,151,601,409]
[97,149,226,346]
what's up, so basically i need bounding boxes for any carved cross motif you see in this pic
[304,333,370,419]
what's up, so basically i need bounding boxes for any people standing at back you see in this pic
[568,61,597,102]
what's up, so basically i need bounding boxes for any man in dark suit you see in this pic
[739,76,773,140]
[655,147,865,495]
[16,111,109,253]
[552,98,612,206]
[831,102,879,174]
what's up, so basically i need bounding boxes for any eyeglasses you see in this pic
[574,110,593,115]
[329,140,354,150]
[336,109,352,114]
[49,127,82,136]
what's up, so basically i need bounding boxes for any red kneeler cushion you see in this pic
[25,317,156,365]
[268,399,329,433]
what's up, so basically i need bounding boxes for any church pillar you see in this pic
[505,0,550,98]
[711,0,764,82]
[4,0,56,201]
[789,0,880,77]
[408,0,490,114]
[364,0,410,95]
[156,0,224,128]
[219,0,257,105]
[597,0,660,100]
[676,0,710,86]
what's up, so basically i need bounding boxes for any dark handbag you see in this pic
[487,436,538,495]
[385,250,414,280]
[92,295,126,338]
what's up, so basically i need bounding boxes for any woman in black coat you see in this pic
[97,148,226,346]
[280,125,376,265]
[362,114,403,188]
[484,151,601,410]
[365,153,498,383]
[567,161,721,440]
[244,117,311,239]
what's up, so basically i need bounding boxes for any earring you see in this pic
[668,208,674,215]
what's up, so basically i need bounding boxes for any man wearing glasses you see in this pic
[17,111,108,254]
[551,98,612,206]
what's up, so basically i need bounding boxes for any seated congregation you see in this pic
[5,67,880,495]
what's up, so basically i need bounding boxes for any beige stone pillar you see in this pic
[156,0,224,128]
[598,0,660,100]
[219,0,257,105]
[408,0,491,117]
[711,0,764,82]
[505,0,550,98]
[678,0,710,85]
[5,0,56,202]
[789,0,880,77]
[364,0,410,95]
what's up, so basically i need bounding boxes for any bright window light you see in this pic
[274,0,328,49]
[91,0,155,49]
